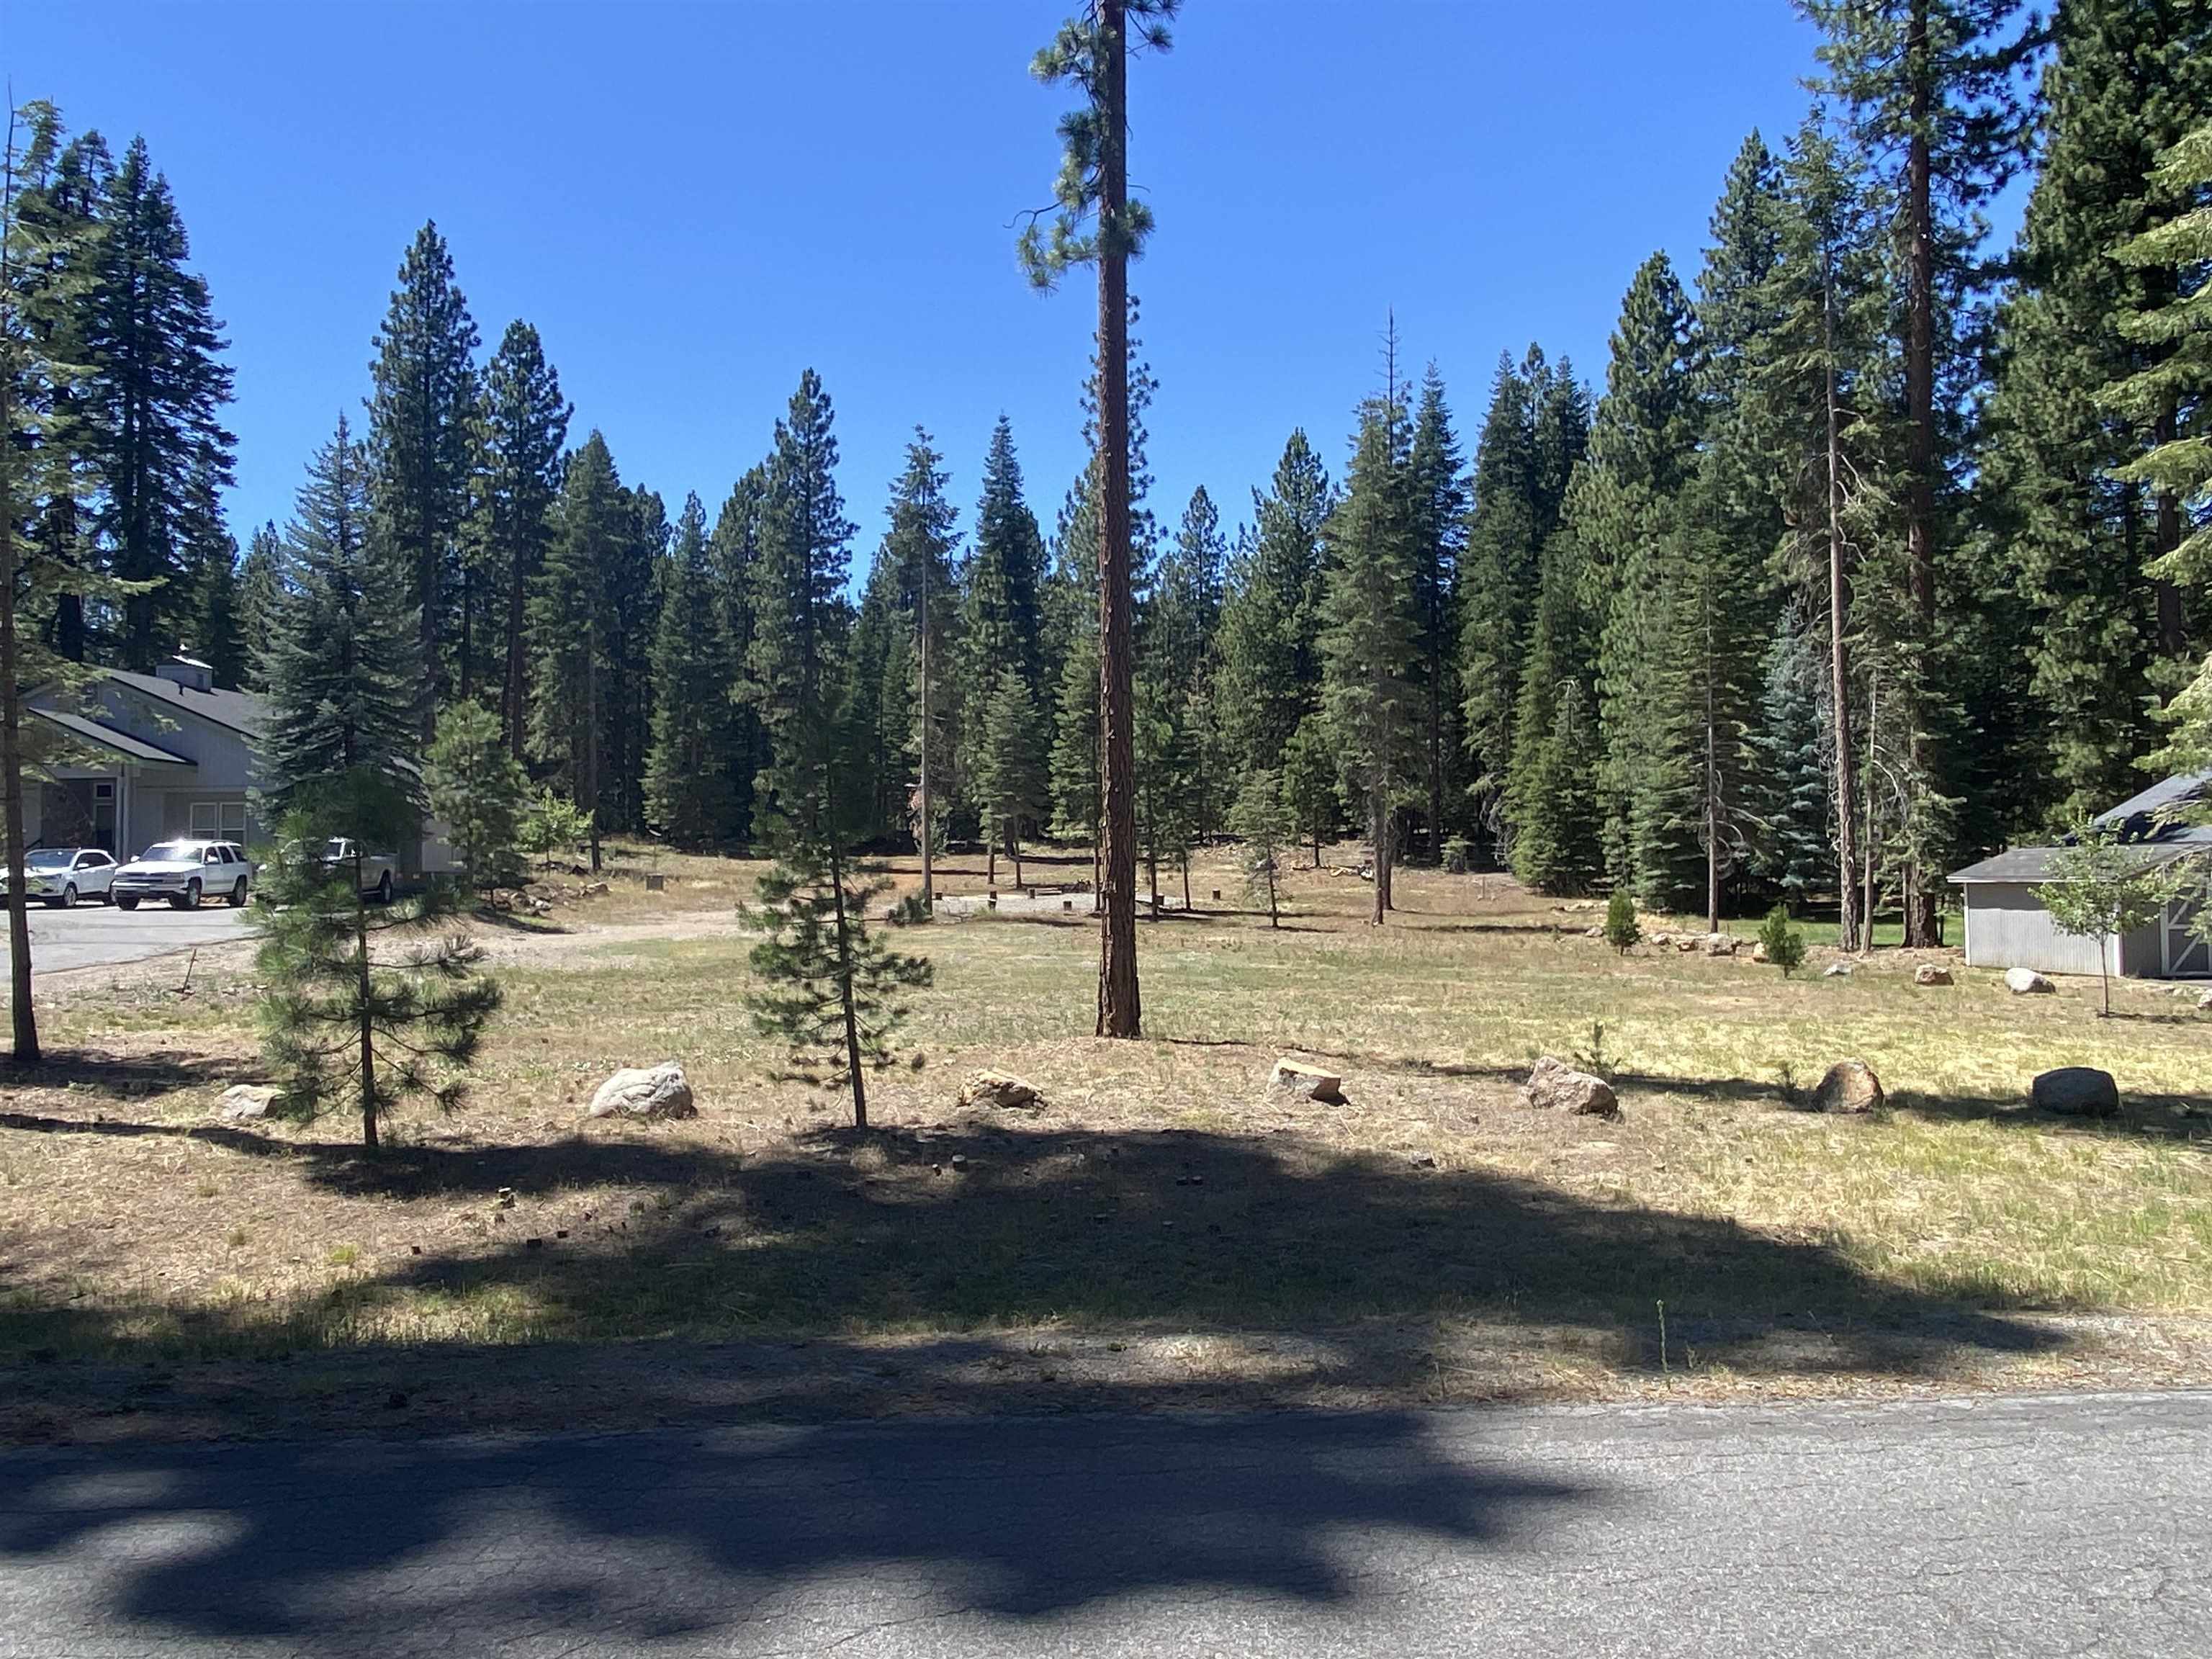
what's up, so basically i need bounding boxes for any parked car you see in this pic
[112,839,252,911]
[318,838,397,904]
[1,848,119,908]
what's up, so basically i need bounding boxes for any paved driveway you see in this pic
[0,900,254,983]
[1,1390,2206,1657]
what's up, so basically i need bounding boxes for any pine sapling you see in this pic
[1758,904,1807,976]
[1604,890,1641,956]
[1230,768,1294,928]
[744,848,932,1129]
[254,793,500,1152]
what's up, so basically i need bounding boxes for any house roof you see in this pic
[2097,768,2212,835]
[29,705,198,767]
[1951,831,2212,886]
[102,669,265,736]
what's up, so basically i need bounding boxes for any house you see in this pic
[1949,770,2212,980]
[23,656,457,873]
[24,657,264,856]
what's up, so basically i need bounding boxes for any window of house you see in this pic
[189,801,247,840]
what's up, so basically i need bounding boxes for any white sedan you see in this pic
[4,848,120,907]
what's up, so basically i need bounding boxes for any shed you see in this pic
[1949,770,2212,980]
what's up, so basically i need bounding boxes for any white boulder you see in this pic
[2005,966,2056,995]
[587,1061,696,1120]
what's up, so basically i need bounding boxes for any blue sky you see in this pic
[10,0,1838,567]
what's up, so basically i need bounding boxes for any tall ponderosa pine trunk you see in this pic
[918,549,935,907]
[1823,260,1862,953]
[1,366,36,1064]
[1900,0,1941,948]
[1094,0,1141,1038]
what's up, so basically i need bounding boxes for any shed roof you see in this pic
[29,706,198,767]
[1951,832,2212,886]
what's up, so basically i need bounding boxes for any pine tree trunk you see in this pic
[1094,0,1142,1038]
[1863,674,1879,951]
[459,564,473,705]
[1012,837,1023,891]
[1370,794,1386,925]
[505,528,527,763]
[827,835,868,1130]
[1900,0,1940,949]
[0,361,40,1065]
[356,857,378,1151]
[918,580,934,907]
[1825,287,1862,954]
[987,840,997,889]
[585,626,602,873]
[1181,855,1190,911]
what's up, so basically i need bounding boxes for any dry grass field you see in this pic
[4,839,2212,1443]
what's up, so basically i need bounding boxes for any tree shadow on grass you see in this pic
[0,1046,244,1094]
[1885,1087,2212,1143]
[0,1113,2072,1651]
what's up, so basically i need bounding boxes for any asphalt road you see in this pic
[3,1391,2205,1657]
[0,901,253,982]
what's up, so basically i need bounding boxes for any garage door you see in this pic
[2167,899,2211,977]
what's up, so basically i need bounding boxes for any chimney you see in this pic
[156,656,215,693]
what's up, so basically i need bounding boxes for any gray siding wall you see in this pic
[89,684,258,786]
[1962,883,2164,978]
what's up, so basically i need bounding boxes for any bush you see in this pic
[1442,836,1472,874]
[1603,889,1640,954]
[1758,904,1807,976]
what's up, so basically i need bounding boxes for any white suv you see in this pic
[112,839,253,911]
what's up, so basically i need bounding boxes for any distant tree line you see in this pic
[6,0,2211,1082]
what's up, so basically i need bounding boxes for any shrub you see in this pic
[1603,889,1640,954]
[1758,904,1807,976]
[1442,836,1472,874]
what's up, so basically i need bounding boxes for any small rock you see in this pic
[1676,938,1699,954]
[1411,1153,1437,1169]
[950,1154,969,1172]
[1824,961,1853,978]
[1915,963,1954,986]
[1705,933,1739,957]
[587,1061,697,1120]
[1809,1059,1884,1114]
[1750,942,1770,964]
[1521,1056,1619,1117]
[216,1084,280,1122]
[958,1069,1040,1111]
[2005,966,2056,995]
[495,1187,516,1209]
[2031,1066,2119,1118]
[2198,991,2211,1012]
[1269,1058,1345,1104]
[1584,925,1605,939]
[1648,931,1671,948]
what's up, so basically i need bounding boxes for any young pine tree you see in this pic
[740,369,927,1130]
[475,320,570,761]
[254,775,498,1152]
[1319,349,1420,924]
[426,698,528,893]
[367,221,480,731]
[258,413,423,809]
[644,492,739,847]
[971,667,1048,889]
[1229,767,1294,927]
[1280,711,1339,868]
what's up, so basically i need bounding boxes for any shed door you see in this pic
[2166,899,2211,978]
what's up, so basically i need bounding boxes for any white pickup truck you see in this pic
[319,839,397,904]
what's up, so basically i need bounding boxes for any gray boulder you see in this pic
[2005,966,2056,995]
[958,1069,1040,1111]
[1823,961,1853,978]
[587,1061,696,1120]
[1809,1059,1884,1114]
[2031,1067,2119,1118]
[217,1084,281,1122]
[1521,1056,1619,1117]
[1915,963,1954,986]
[1269,1059,1344,1105]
